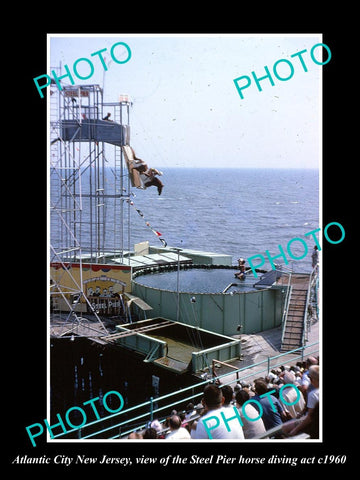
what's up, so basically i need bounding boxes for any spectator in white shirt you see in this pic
[165,415,191,440]
[191,384,244,439]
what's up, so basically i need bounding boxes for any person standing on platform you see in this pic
[312,245,319,270]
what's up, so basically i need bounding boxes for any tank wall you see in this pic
[115,325,166,358]
[132,281,283,336]
[192,341,241,372]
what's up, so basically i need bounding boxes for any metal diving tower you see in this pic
[49,81,134,334]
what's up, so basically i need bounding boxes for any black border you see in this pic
[9,24,354,472]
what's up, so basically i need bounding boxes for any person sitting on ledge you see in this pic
[102,112,112,121]
[235,258,246,280]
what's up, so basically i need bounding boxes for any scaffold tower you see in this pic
[49,79,133,333]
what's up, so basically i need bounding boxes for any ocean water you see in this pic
[129,168,319,273]
[51,167,319,273]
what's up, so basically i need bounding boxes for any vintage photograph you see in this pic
[9,29,353,472]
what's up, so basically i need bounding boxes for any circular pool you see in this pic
[133,266,258,294]
[131,265,283,336]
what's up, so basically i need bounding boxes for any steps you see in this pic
[281,288,308,351]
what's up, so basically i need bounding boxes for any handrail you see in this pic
[222,283,237,293]
[280,272,292,346]
[51,341,319,441]
[302,266,318,346]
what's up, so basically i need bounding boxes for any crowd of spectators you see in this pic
[127,356,319,440]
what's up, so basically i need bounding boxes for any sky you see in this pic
[49,33,323,169]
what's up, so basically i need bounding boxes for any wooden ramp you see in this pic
[153,356,190,374]
[277,274,310,352]
[122,145,145,189]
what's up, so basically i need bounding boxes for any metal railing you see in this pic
[51,340,319,442]
[280,272,292,347]
[302,266,319,345]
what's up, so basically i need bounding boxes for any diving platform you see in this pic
[253,269,283,288]
[61,119,130,146]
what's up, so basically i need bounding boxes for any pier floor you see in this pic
[212,315,320,383]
